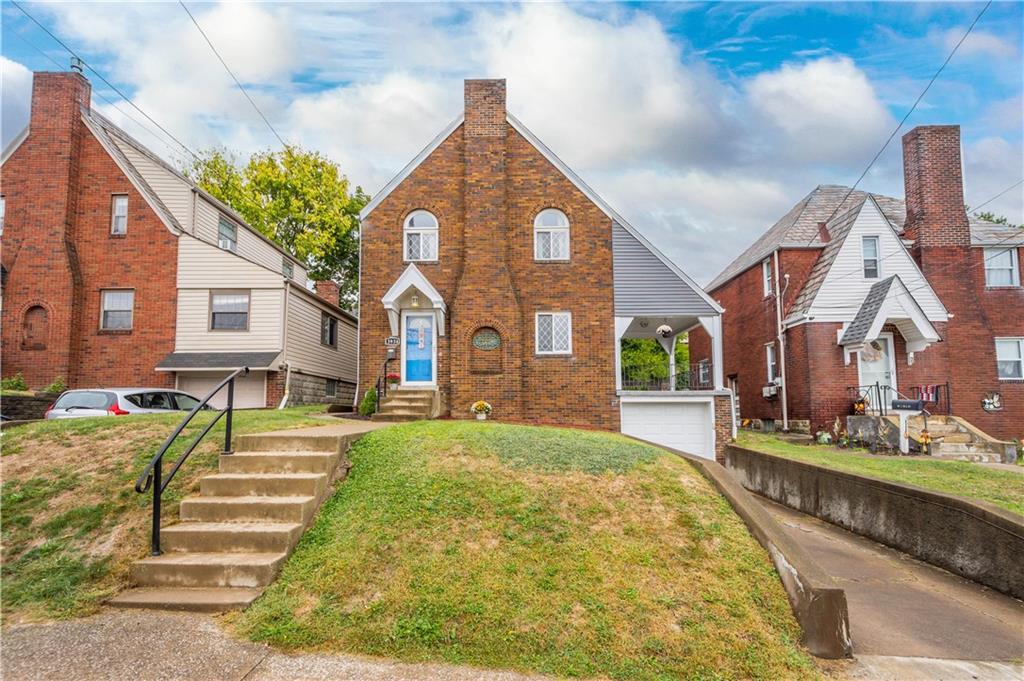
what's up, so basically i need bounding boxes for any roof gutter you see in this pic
[773,250,790,432]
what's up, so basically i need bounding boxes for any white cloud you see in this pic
[942,28,1018,59]
[746,56,894,165]
[1,57,32,149]
[964,136,1024,223]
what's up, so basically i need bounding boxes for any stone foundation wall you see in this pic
[287,371,356,407]
[0,393,58,421]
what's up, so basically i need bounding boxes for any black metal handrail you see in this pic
[621,362,714,391]
[134,366,249,555]
[374,356,395,413]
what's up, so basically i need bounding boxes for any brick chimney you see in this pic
[314,280,341,306]
[901,125,970,247]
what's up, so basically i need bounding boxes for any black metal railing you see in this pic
[908,382,952,415]
[374,357,395,413]
[134,366,249,555]
[847,383,893,416]
[621,362,714,391]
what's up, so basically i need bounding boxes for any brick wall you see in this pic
[359,79,617,429]
[902,126,970,248]
[1,72,177,390]
[713,394,733,463]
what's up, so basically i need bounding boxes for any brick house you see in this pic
[358,79,734,460]
[690,125,1023,443]
[1,69,357,408]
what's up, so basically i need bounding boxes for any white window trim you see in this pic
[535,311,572,355]
[533,209,570,261]
[99,288,135,331]
[995,337,1024,380]
[403,210,439,262]
[761,259,773,297]
[0,195,5,236]
[862,235,880,279]
[984,248,1020,288]
[765,343,777,383]
[110,194,128,235]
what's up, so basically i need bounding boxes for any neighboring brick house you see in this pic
[690,125,1023,442]
[358,79,733,460]
[1,69,357,408]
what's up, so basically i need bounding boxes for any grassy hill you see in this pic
[234,421,816,680]
[0,406,326,621]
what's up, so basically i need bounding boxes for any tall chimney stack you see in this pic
[901,125,970,248]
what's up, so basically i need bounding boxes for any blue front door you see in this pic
[404,314,434,384]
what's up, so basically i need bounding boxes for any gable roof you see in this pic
[839,275,897,346]
[359,108,722,315]
[838,275,940,353]
[706,184,1013,292]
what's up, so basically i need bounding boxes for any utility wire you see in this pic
[970,178,1024,214]
[3,26,184,155]
[178,0,287,148]
[9,0,200,162]
[807,0,994,245]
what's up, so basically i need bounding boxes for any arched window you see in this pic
[534,209,569,261]
[404,210,438,262]
[22,305,48,350]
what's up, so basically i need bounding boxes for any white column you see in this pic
[698,315,725,390]
[614,317,633,391]
[669,335,677,391]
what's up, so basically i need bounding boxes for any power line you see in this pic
[970,178,1024,214]
[178,0,287,148]
[9,0,200,162]
[807,0,994,245]
[3,26,186,156]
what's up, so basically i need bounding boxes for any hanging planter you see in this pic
[470,400,492,421]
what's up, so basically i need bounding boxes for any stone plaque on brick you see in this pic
[472,328,501,350]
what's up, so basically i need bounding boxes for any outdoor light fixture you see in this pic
[411,293,420,307]
[656,324,673,338]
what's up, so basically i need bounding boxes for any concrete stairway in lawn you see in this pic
[108,432,358,613]
[905,415,1017,463]
[371,389,437,422]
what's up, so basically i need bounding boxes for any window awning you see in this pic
[839,275,940,365]
[381,264,446,336]
[156,351,281,371]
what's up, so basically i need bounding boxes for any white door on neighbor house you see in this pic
[401,312,436,386]
[858,332,896,408]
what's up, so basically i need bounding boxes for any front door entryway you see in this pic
[858,332,896,408]
[401,312,436,386]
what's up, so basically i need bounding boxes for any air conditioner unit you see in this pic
[219,239,236,252]
[762,384,778,398]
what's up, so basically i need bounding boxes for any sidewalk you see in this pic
[1,609,547,681]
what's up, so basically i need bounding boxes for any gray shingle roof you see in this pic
[839,276,897,346]
[706,184,1015,292]
[156,351,282,370]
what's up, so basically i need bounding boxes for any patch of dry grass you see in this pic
[235,421,817,680]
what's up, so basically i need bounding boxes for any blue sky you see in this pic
[2,1,1021,283]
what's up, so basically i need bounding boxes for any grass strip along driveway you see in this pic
[0,406,326,622]
[737,432,1024,516]
[235,421,816,680]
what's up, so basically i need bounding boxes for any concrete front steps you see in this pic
[905,415,1017,463]
[108,432,360,613]
[371,389,437,422]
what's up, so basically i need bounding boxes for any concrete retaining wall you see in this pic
[725,445,1024,600]
[631,437,852,658]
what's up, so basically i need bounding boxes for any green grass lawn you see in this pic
[234,421,816,680]
[0,406,326,622]
[737,431,1024,516]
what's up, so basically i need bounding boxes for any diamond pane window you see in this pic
[536,312,571,354]
[404,210,438,261]
[534,209,569,261]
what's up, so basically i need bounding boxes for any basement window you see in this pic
[862,236,880,279]
[996,338,1024,380]
[326,378,338,397]
[984,248,1020,287]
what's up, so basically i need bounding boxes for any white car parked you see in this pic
[45,388,210,419]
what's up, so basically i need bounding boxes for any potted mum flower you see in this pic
[386,372,400,387]
[470,400,492,420]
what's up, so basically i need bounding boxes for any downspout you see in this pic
[277,283,292,409]
[773,250,790,431]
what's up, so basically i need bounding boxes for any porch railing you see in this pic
[848,381,951,417]
[909,382,952,415]
[621,362,714,391]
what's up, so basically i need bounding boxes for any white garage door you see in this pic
[176,371,267,409]
[620,399,714,459]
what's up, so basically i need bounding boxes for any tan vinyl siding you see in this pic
[284,291,357,382]
[193,197,308,285]
[177,235,283,289]
[175,288,283,351]
[109,135,193,232]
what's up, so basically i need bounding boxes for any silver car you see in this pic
[45,388,210,419]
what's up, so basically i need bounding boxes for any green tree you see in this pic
[185,147,369,307]
[620,335,691,385]
[968,209,1021,230]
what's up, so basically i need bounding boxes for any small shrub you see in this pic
[1,373,29,391]
[358,388,378,416]
[44,376,67,395]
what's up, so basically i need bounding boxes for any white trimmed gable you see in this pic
[807,199,948,323]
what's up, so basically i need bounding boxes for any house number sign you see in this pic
[472,329,501,350]
[384,336,400,347]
